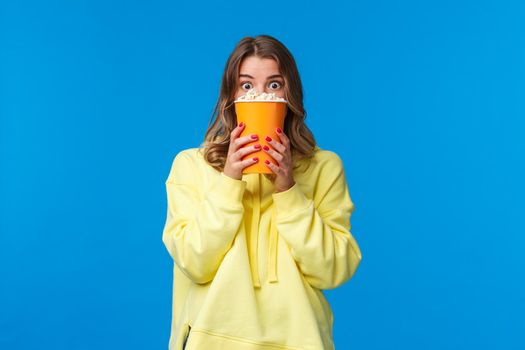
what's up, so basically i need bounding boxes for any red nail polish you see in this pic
[263,145,270,151]
[276,127,282,134]
[239,122,244,127]
[253,157,259,161]
[254,144,261,149]
[265,136,272,142]
[251,134,258,139]
[265,160,270,164]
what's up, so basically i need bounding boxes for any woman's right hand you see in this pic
[223,122,261,180]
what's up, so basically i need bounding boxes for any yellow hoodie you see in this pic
[162,145,362,350]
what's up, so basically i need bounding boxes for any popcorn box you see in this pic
[234,100,288,174]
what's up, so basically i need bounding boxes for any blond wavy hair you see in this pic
[198,34,318,178]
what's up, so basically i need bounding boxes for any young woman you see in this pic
[162,34,362,350]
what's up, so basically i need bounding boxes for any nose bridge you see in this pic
[256,81,266,93]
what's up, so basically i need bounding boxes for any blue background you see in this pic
[1,0,524,349]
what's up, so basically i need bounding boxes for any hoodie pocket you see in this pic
[176,323,191,350]
[182,324,191,350]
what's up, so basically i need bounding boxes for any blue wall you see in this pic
[1,0,523,349]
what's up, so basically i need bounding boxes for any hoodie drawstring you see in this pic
[267,205,278,283]
[248,174,279,288]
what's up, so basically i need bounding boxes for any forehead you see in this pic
[239,56,280,75]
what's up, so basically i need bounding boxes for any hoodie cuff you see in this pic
[272,182,312,218]
[208,172,248,206]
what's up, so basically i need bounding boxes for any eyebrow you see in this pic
[239,74,283,79]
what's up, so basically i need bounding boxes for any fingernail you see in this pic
[239,122,244,127]
[276,127,282,134]
[265,136,272,142]
[263,145,270,151]
[265,160,270,164]
[254,144,261,149]
[251,134,258,139]
[253,157,259,161]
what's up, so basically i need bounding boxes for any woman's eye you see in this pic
[241,82,252,90]
[269,81,282,89]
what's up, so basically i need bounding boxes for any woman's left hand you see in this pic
[263,127,296,193]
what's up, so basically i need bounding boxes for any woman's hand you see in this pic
[223,122,261,180]
[263,127,296,193]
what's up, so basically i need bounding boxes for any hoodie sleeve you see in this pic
[162,151,247,284]
[271,152,362,290]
